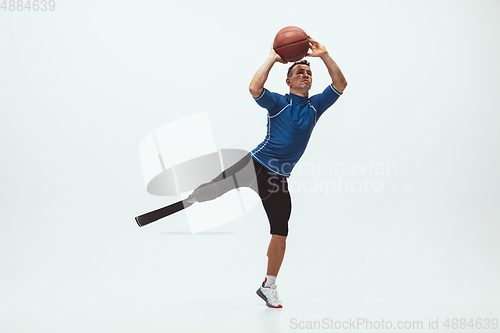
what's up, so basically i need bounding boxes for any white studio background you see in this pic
[1,0,499,332]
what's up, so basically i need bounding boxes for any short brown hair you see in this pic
[287,60,311,78]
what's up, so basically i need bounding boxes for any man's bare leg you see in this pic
[256,235,286,308]
[266,234,287,276]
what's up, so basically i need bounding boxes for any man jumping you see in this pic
[184,36,347,308]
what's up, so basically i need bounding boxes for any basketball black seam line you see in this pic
[274,38,308,50]
[275,29,307,39]
[282,44,310,60]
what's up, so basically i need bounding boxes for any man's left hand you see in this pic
[306,36,328,58]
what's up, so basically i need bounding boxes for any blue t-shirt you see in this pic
[250,84,342,177]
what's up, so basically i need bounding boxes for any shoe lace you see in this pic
[270,285,281,302]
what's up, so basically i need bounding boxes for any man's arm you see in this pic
[306,36,348,94]
[249,47,287,99]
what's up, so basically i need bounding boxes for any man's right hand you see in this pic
[271,46,288,64]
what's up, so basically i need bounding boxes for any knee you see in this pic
[271,234,287,249]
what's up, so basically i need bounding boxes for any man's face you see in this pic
[286,64,312,91]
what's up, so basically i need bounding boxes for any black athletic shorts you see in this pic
[188,153,292,236]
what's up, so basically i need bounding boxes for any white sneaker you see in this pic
[256,282,283,308]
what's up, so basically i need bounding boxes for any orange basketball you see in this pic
[273,26,309,62]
